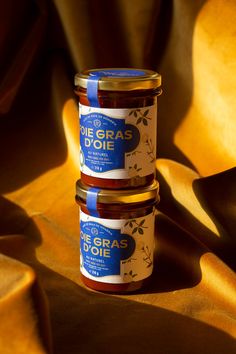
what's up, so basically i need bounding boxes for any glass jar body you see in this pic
[76,196,156,293]
[75,87,160,189]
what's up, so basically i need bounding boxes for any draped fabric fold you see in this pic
[0,1,236,353]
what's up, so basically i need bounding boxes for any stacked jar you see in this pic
[75,68,162,292]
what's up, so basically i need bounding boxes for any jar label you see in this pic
[79,104,157,179]
[80,210,155,283]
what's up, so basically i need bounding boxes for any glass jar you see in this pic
[75,179,160,293]
[74,68,162,189]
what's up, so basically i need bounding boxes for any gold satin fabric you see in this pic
[0,1,236,353]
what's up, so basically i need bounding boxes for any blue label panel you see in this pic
[80,221,136,277]
[80,113,140,173]
[90,69,146,78]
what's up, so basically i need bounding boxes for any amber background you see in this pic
[0,1,236,353]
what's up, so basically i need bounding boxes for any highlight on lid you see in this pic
[74,68,162,189]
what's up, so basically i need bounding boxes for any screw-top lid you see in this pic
[76,179,160,205]
[74,68,161,91]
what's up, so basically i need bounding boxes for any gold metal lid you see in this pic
[74,68,161,91]
[76,179,160,204]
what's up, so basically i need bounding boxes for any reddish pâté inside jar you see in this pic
[74,68,162,189]
[76,179,160,293]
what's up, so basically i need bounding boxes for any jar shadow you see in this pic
[134,212,204,294]
[192,168,236,271]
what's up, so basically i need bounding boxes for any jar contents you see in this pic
[75,179,160,292]
[74,68,162,189]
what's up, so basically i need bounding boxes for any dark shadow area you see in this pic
[145,0,173,69]
[156,168,236,272]
[0,0,41,89]
[192,168,236,269]
[0,197,236,354]
[155,0,206,168]
[87,0,173,69]
[88,0,131,68]
[0,0,49,115]
[0,0,80,194]
[0,196,50,353]
[0,53,69,194]
[143,212,204,293]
